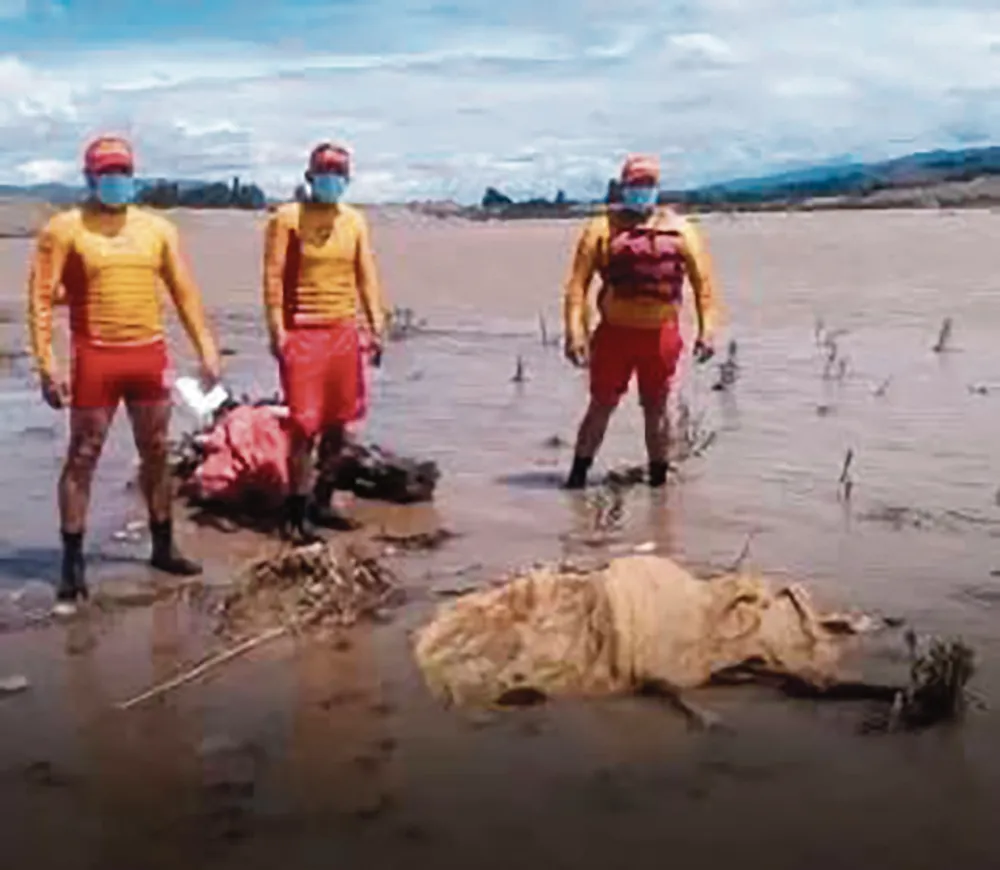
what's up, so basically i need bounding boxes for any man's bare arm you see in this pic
[355,213,385,336]
[562,222,599,359]
[161,223,220,371]
[678,217,719,343]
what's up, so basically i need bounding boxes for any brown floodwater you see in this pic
[1,207,1000,869]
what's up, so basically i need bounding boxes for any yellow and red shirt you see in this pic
[263,201,382,330]
[27,205,213,375]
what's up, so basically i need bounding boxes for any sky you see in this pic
[2,0,1000,202]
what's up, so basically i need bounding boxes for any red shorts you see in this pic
[71,338,170,409]
[589,321,683,409]
[278,322,366,439]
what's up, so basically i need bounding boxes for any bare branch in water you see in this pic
[511,356,527,383]
[932,317,953,353]
[712,339,739,392]
[838,448,855,501]
[727,532,757,573]
[670,396,717,463]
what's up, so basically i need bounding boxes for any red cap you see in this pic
[620,154,660,185]
[84,135,135,174]
[308,143,350,175]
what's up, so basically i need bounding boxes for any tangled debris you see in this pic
[672,398,717,463]
[385,306,428,341]
[216,542,404,640]
[335,442,440,505]
[116,542,404,711]
[375,528,460,551]
[861,633,978,733]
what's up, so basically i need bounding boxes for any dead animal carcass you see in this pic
[413,555,976,731]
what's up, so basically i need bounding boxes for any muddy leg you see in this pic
[565,400,616,489]
[642,397,670,488]
[56,407,115,608]
[283,426,323,544]
[310,425,359,530]
[127,400,201,576]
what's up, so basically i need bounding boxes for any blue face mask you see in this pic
[310,173,348,204]
[91,173,135,208]
[620,184,659,212]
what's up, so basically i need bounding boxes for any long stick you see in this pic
[116,625,288,711]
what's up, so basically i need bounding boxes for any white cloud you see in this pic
[667,33,738,65]
[16,158,75,184]
[2,3,1000,201]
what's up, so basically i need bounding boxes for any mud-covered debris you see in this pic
[215,542,404,639]
[376,528,459,551]
[603,464,647,488]
[863,633,977,733]
[334,442,440,505]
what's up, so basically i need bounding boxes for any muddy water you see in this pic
[2,208,1000,868]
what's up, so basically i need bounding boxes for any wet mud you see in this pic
[1,209,1000,868]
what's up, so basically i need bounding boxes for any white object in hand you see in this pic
[175,376,230,418]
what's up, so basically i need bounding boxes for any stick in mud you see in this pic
[838,448,855,501]
[116,626,288,711]
[538,312,557,348]
[932,317,953,353]
[726,532,756,573]
[511,355,527,383]
[873,377,891,397]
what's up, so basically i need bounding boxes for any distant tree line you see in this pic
[475,146,1000,218]
[136,176,267,210]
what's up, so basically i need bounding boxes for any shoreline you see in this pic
[3,198,1000,240]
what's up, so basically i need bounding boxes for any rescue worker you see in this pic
[263,142,386,543]
[562,154,720,489]
[27,135,222,613]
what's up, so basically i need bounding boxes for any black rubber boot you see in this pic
[308,479,360,531]
[564,456,593,490]
[149,520,203,576]
[55,531,89,612]
[648,460,669,488]
[281,494,324,545]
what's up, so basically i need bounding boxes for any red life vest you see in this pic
[603,216,687,304]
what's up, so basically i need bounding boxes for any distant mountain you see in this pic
[0,182,83,204]
[464,144,1000,218]
[4,144,1000,213]
[668,145,1000,206]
